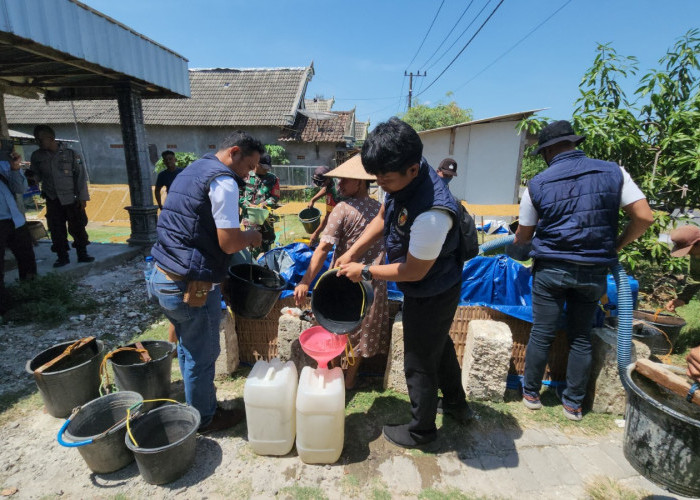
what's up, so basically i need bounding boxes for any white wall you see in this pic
[420,120,525,204]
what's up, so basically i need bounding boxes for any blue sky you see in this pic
[82,0,699,128]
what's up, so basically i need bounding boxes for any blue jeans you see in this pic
[523,260,608,409]
[149,267,222,426]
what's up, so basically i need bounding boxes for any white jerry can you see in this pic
[243,358,298,456]
[295,366,345,464]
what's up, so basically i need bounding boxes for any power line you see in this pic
[425,0,495,72]
[418,0,476,71]
[453,0,573,92]
[405,0,445,70]
[417,0,506,98]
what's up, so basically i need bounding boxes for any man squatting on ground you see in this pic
[337,117,473,449]
[663,225,700,383]
[30,125,94,267]
[150,131,264,433]
[514,120,653,421]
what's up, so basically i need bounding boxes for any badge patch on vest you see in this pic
[398,208,408,227]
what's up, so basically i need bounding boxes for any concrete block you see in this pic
[585,326,651,415]
[277,313,314,373]
[384,312,407,394]
[216,311,239,376]
[461,320,512,402]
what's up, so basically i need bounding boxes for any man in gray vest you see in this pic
[30,125,93,267]
[514,120,653,421]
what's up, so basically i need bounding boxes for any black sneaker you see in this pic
[437,398,476,424]
[53,256,70,268]
[382,423,437,450]
[77,252,95,263]
[198,407,245,434]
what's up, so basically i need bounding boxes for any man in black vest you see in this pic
[514,120,653,421]
[337,118,471,449]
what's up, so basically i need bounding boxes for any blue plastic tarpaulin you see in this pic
[460,255,532,322]
[257,242,333,298]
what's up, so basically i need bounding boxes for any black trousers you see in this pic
[402,280,465,437]
[45,197,90,255]
[0,219,37,311]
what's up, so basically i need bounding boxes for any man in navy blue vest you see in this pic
[150,131,264,433]
[514,120,653,421]
[337,118,472,449]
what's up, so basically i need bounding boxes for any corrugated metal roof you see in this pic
[5,67,314,127]
[417,109,546,135]
[0,0,189,99]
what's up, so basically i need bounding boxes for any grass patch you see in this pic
[2,273,98,325]
[419,489,491,500]
[0,390,43,427]
[278,485,328,500]
[86,225,130,244]
[584,476,649,499]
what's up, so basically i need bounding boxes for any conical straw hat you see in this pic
[324,154,375,180]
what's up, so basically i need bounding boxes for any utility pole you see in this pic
[404,70,427,109]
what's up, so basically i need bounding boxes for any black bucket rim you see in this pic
[125,404,201,454]
[108,340,177,367]
[298,207,321,222]
[633,309,687,328]
[63,391,144,442]
[25,339,105,376]
[228,263,287,292]
[624,363,700,427]
[311,267,373,334]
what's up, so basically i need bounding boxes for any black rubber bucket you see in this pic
[110,341,176,407]
[633,310,686,355]
[125,404,201,485]
[26,340,105,418]
[299,207,321,234]
[623,364,700,497]
[58,391,143,473]
[311,268,374,334]
[226,264,287,319]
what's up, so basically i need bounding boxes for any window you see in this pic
[167,144,177,149]
[208,144,216,149]
[110,144,123,149]
[296,155,306,160]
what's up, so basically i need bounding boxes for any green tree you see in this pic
[265,144,290,165]
[521,30,700,274]
[400,94,472,131]
[154,152,198,174]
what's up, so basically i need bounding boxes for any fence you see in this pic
[269,165,318,187]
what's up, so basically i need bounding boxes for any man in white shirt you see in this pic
[513,120,653,421]
[150,131,263,433]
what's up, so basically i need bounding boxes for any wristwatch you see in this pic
[361,265,373,281]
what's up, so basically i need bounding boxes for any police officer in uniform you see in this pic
[30,125,93,267]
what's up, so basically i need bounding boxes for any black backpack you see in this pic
[456,202,479,262]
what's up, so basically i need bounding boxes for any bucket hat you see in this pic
[258,153,272,170]
[324,154,376,180]
[437,158,458,177]
[670,225,700,257]
[532,120,585,155]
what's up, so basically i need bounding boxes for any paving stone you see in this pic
[541,447,582,485]
[597,440,638,478]
[577,443,629,479]
[517,447,565,489]
[502,451,543,492]
[563,444,607,479]
[516,428,553,448]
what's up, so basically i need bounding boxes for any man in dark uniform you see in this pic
[30,125,93,267]
[240,153,280,252]
[337,118,472,448]
[154,150,184,210]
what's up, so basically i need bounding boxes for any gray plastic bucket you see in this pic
[59,391,143,473]
[26,340,105,418]
[299,207,321,234]
[623,363,700,497]
[125,404,201,485]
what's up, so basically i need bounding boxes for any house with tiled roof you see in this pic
[304,97,334,112]
[5,63,358,183]
[354,120,369,143]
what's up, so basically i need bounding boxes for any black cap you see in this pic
[532,120,585,155]
[259,153,272,169]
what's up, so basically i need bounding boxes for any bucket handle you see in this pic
[57,410,93,447]
[126,399,182,447]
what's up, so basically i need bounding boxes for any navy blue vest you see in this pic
[384,159,461,297]
[151,153,235,282]
[528,150,623,266]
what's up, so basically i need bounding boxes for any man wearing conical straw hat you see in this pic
[294,154,391,389]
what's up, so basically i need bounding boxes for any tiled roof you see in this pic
[4,66,313,127]
[278,110,355,143]
[354,121,368,141]
[304,98,334,111]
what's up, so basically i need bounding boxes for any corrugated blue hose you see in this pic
[478,235,633,387]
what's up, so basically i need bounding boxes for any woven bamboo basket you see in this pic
[449,306,569,381]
